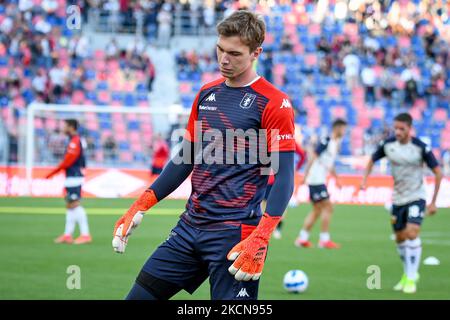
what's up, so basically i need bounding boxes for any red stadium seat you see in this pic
[126,113,138,121]
[303,96,316,109]
[179,82,192,94]
[399,36,411,49]
[34,118,43,129]
[0,67,8,78]
[115,132,127,141]
[308,23,321,36]
[442,133,450,149]
[434,109,447,122]
[95,151,104,162]
[129,131,140,142]
[327,85,340,98]
[409,108,422,121]
[71,90,85,104]
[264,33,274,45]
[13,96,26,109]
[293,43,304,54]
[94,50,105,61]
[97,91,111,104]
[370,107,384,119]
[131,142,143,152]
[120,151,133,162]
[305,54,317,67]
[332,106,346,118]
[86,120,99,130]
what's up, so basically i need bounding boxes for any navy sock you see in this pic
[126,282,158,300]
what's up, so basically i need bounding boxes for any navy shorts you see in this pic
[65,186,81,203]
[308,184,329,203]
[391,199,426,231]
[140,218,260,300]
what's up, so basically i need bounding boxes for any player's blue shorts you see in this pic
[391,199,426,231]
[308,184,329,203]
[139,217,260,300]
[263,184,273,201]
[65,186,81,203]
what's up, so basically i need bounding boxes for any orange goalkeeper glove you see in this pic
[227,213,281,281]
[112,189,158,253]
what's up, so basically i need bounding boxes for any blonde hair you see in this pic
[216,10,266,52]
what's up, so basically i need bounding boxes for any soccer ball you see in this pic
[283,270,308,293]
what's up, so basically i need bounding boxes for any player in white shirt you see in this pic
[361,113,443,294]
[295,119,347,249]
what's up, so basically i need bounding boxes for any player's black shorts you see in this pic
[137,218,260,300]
[391,199,426,231]
[308,184,330,203]
[263,184,273,201]
[65,186,82,203]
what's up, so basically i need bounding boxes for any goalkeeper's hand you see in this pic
[227,213,280,281]
[112,189,158,254]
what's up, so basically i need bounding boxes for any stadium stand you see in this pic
[1,0,449,171]
[176,1,450,162]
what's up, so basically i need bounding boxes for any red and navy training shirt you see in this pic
[181,77,295,229]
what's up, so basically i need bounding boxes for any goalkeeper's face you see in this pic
[216,35,262,80]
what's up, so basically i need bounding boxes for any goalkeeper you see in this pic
[113,10,295,300]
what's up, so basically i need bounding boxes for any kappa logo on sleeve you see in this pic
[280,98,292,109]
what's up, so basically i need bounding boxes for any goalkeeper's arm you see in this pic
[113,139,194,241]
[227,152,295,281]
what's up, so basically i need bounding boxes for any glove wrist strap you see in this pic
[134,189,158,212]
[253,213,281,241]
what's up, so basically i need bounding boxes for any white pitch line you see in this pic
[0,207,181,216]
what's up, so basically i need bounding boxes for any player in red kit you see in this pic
[46,119,92,244]
[150,134,170,177]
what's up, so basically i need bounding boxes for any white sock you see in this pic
[396,241,407,274]
[320,232,330,242]
[64,208,77,236]
[405,238,422,280]
[74,206,90,236]
[299,229,310,241]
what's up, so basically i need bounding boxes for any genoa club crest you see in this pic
[239,93,256,109]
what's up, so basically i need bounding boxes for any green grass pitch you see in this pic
[0,197,449,300]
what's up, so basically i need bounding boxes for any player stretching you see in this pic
[361,113,442,294]
[112,11,295,300]
[46,119,92,244]
[295,119,347,249]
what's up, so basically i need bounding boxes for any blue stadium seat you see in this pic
[127,121,140,130]
[0,57,8,66]
[111,92,123,101]
[0,96,8,108]
[134,153,146,162]
[97,82,108,90]
[99,121,112,130]
[123,94,136,106]
[119,141,130,151]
